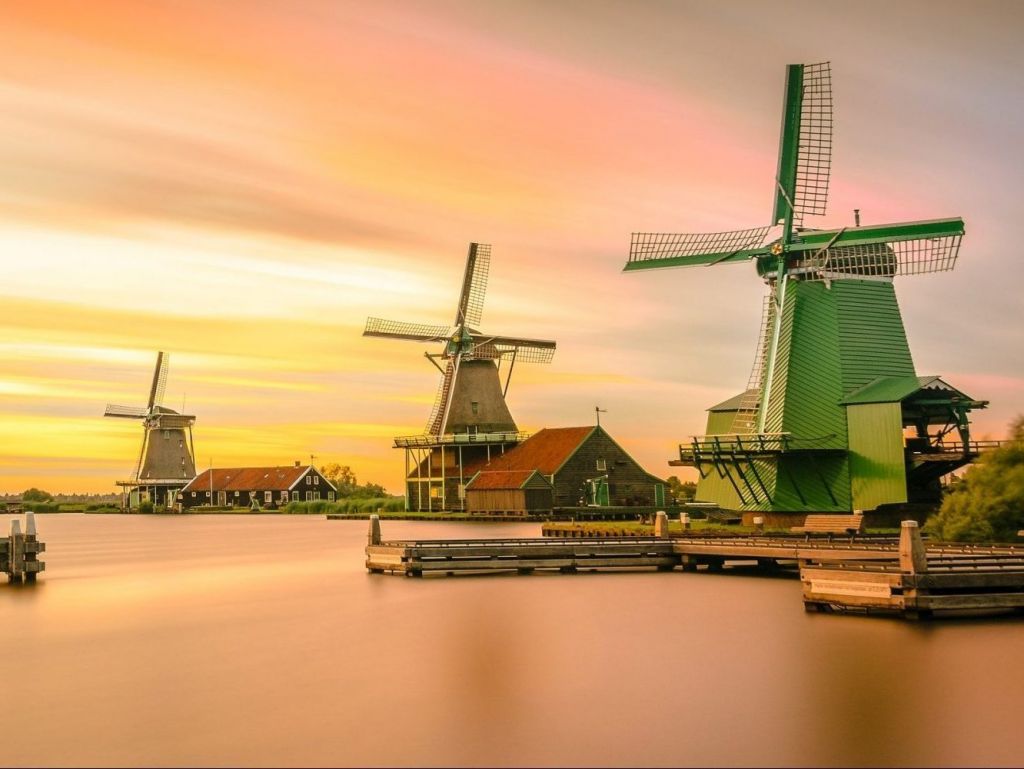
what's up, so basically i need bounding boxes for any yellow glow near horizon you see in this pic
[0,2,1020,495]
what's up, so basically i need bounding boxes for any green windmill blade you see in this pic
[773,62,832,234]
[624,226,774,271]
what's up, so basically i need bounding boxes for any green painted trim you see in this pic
[772,64,804,225]
[622,245,770,271]
[787,218,964,251]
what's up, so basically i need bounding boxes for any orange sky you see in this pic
[1,0,1022,493]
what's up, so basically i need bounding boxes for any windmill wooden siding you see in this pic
[465,426,665,513]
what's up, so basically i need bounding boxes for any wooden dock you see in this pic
[364,514,1024,619]
[1,513,46,583]
[802,521,1024,618]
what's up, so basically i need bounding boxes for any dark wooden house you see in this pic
[464,426,666,513]
[180,462,336,510]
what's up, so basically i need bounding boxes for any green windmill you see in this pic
[625,62,993,516]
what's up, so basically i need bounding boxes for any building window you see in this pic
[306,475,311,485]
[206,491,211,498]
[191,491,196,498]
[327,491,335,501]
[471,401,479,415]
[233,491,239,497]
[305,491,313,501]
[264,491,272,505]
[163,430,170,440]
[596,458,607,472]
[281,491,289,503]
[314,476,319,486]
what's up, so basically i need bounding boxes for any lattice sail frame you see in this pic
[456,243,490,328]
[364,317,452,341]
[793,233,963,281]
[791,62,832,225]
[628,227,771,266]
[467,340,556,365]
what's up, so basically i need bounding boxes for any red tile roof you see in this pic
[466,470,549,490]
[481,427,595,474]
[183,465,324,493]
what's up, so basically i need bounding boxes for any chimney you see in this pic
[294,460,301,468]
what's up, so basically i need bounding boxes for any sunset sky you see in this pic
[1,0,1022,494]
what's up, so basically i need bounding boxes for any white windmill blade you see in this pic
[454,242,490,328]
[148,351,170,410]
[104,404,149,419]
[364,317,452,343]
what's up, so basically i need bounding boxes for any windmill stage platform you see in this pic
[364,516,1024,620]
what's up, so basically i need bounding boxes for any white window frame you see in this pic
[596,458,607,472]
[314,475,319,486]
[264,491,272,505]
[281,491,289,503]
[305,491,313,501]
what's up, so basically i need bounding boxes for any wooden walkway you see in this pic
[1,513,45,583]
[364,515,1024,620]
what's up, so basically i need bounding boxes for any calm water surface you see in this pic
[2,514,1023,767]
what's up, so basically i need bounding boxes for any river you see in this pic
[1,513,1022,767]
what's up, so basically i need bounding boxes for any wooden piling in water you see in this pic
[2,513,46,584]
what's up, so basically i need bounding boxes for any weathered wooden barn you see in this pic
[463,469,553,513]
[180,462,336,510]
[464,426,666,513]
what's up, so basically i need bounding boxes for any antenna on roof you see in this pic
[595,406,607,427]
[854,208,861,227]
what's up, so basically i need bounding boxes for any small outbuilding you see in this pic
[180,462,336,510]
[464,425,666,513]
[463,469,553,514]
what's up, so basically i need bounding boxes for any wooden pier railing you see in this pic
[1,513,46,583]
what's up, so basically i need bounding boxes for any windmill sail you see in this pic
[104,404,149,419]
[148,352,170,410]
[426,359,456,435]
[469,335,556,364]
[626,227,773,271]
[364,317,453,342]
[773,61,832,227]
[455,242,490,328]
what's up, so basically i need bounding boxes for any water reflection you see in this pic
[2,514,1023,766]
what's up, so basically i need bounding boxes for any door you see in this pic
[217,491,227,507]
[654,483,665,508]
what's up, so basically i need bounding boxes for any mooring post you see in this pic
[654,510,669,538]
[753,516,765,535]
[368,514,382,546]
[898,520,928,574]
[679,512,690,532]
[9,518,23,583]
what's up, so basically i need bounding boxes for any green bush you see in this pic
[24,501,60,513]
[138,500,155,514]
[282,497,403,515]
[925,417,1024,543]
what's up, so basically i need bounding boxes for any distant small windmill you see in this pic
[104,351,197,509]
[364,243,556,511]
[624,62,990,514]
[365,243,556,436]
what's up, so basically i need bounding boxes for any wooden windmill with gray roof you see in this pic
[364,243,556,511]
[103,351,196,510]
[625,62,996,520]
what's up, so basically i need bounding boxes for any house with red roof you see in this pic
[179,462,336,510]
[463,425,666,514]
